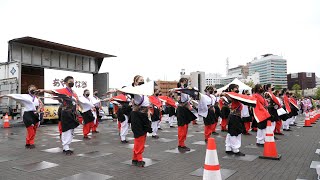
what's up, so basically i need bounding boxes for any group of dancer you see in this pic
[0,74,304,168]
[0,76,102,155]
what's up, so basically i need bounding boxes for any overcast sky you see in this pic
[0,0,319,88]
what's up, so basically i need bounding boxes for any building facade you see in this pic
[245,72,260,84]
[228,65,249,78]
[287,72,316,90]
[190,71,206,93]
[156,80,178,96]
[248,54,287,88]
[205,73,223,86]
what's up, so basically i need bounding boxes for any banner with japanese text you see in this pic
[44,68,93,104]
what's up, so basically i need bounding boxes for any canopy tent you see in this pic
[217,78,252,94]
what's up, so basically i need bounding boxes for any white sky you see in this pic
[0,0,319,88]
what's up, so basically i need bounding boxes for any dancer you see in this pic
[198,86,218,143]
[241,90,252,135]
[282,89,292,131]
[78,89,95,139]
[175,78,197,152]
[274,90,284,135]
[219,92,230,132]
[254,84,269,147]
[38,76,80,155]
[121,75,152,167]
[149,89,162,139]
[0,85,43,149]
[91,90,102,133]
[224,84,245,156]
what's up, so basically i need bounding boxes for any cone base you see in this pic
[303,125,312,127]
[259,154,281,160]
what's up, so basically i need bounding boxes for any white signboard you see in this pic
[44,69,93,104]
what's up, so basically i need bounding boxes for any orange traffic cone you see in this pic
[3,113,10,128]
[303,112,312,127]
[311,111,316,124]
[203,138,222,180]
[259,120,281,160]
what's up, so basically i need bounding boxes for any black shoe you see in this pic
[234,152,245,156]
[65,150,73,155]
[29,144,35,149]
[158,128,163,130]
[141,161,146,166]
[136,161,145,167]
[170,126,176,128]
[25,144,30,149]
[92,131,99,133]
[132,160,138,166]
[182,146,191,151]
[205,139,208,143]
[212,132,219,135]
[178,146,185,151]
[225,151,234,155]
[83,136,91,140]
[178,146,191,152]
[152,135,159,139]
[256,143,264,147]
[121,140,129,144]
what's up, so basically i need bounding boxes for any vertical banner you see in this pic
[44,69,93,104]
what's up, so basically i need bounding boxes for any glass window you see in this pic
[306,73,312,77]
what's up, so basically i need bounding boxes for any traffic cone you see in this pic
[311,111,316,124]
[3,113,10,128]
[303,112,312,127]
[259,120,281,160]
[203,138,222,180]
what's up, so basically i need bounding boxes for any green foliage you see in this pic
[244,80,255,88]
[316,87,320,100]
[274,85,282,90]
[292,84,301,91]
[292,84,302,99]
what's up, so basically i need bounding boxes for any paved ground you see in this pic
[0,114,319,180]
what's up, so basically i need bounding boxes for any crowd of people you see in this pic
[0,75,319,168]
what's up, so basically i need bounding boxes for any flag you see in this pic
[158,96,177,108]
[225,92,256,107]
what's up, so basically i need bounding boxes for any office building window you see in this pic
[306,73,312,77]
[291,73,298,78]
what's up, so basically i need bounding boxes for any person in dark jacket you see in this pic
[127,75,152,167]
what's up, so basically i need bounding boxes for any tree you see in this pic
[292,84,302,99]
[244,80,255,88]
[274,85,282,91]
[316,87,320,100]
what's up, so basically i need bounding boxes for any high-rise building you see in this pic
[248,54,287,87]
[228,65,249,78]
[287,72,316,90]
[205,73,223,86]
[190,71,206,93]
